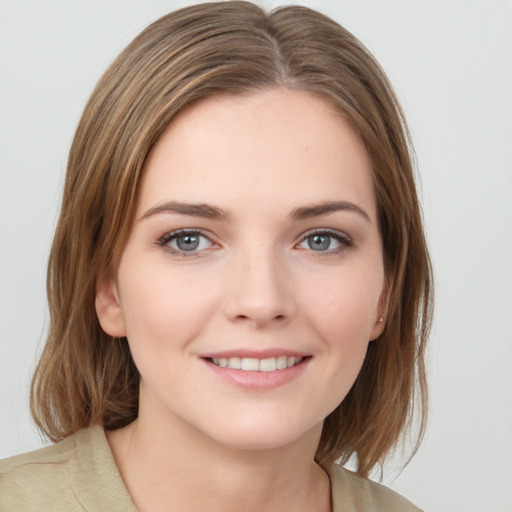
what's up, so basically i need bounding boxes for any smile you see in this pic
[210,356,304,372]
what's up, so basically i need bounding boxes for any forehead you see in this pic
[138,89,376,220]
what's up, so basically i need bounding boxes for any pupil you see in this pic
[309,234,330,251]
[177,234,199,251]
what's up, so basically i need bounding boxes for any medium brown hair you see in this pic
[31,1,433,477]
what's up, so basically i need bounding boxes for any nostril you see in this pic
[233,313,288,324]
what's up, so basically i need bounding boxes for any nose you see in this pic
[222,245,296,328]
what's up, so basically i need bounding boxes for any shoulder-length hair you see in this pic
[31,1,433,478]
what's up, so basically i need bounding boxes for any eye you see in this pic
[297,229,352,253]
[157,229,214,256]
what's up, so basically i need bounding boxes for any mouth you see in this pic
[207,355,306,372]
[201,352,311,390]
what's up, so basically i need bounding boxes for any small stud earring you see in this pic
[379,317,384,323]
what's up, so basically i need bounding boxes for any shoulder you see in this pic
[0,426,136,512]
[0,432,79,474]
[0,432,83,511]
[329,465,423,512]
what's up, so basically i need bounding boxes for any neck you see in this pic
[107,402,331,512]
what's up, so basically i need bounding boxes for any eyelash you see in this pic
[156,228,353,258]
[295,228,353,255]
[156,229,215,258]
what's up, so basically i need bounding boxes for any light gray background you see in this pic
[1,1,511,510]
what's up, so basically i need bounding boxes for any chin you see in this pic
[200,415,324,453]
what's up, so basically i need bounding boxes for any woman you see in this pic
[0,2,432,511]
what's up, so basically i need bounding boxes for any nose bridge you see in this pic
[223,239,295,327]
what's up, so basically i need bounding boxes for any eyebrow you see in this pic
[140,200,371,223]
[290,201,371,222]
[140,201,231,221]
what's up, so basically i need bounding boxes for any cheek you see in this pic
[117,260,220,354]
[300,265,383,342]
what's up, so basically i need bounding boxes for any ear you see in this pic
[369,279,391,341]
[95,274,127,337]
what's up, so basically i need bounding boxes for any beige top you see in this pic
[0,426,422,511]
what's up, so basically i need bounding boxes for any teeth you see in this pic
[241,358,259,371]
[227,357,241,369]
[210,356,303,371]
[259,357,277,372]
[276,355,288,369]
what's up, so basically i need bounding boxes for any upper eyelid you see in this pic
[159,227,214,240]
[157,228,218,248]
[297,227,352,241]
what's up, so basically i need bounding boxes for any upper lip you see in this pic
[200,349,309,359]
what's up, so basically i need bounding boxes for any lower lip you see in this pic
[202,357,310,391]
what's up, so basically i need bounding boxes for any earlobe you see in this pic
[95,275,127,337]
[369,279,391,341]
[369,316,386,341]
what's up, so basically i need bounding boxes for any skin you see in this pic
[96,89,388,512]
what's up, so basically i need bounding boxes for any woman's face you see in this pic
[97,89,387,451]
